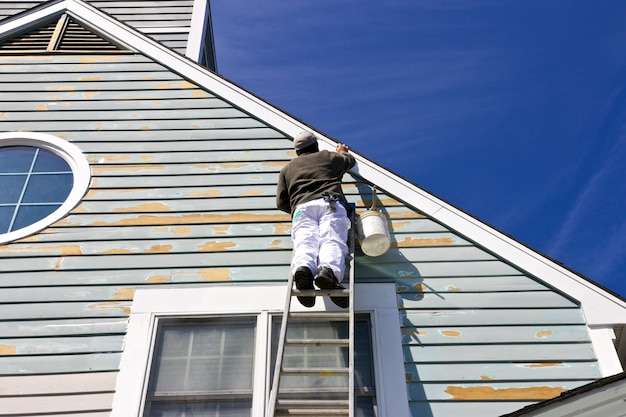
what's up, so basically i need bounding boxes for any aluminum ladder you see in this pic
[268,206,356,417]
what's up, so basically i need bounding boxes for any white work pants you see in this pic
[291,198,350,282]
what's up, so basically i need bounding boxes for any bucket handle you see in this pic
[370,186,378,211]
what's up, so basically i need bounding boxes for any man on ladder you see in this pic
[276,131,356,308]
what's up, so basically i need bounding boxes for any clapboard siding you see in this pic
[0,49,600,417]
[0,1,195,55]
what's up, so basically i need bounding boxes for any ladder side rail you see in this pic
[267,272,294,416]
[348,204,356,417]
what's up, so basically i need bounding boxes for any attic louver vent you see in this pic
[0,14,128,53]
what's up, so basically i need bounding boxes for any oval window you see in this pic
[0,132,90,244]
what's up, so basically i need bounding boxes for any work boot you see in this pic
[314,266,349,309]
[294,266,315,308]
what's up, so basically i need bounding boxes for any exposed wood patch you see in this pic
[145,275,171,283]
[0,345,17,355]
[172,226,192,236]
[445,385,566,400]
[238,189,264,197]
[113,202,171,212]
[88,302,130,315]
[394,237,456,247]
[480,376,494,380]
[211,226,231,235]
[194,268,233,281]
[111,288,135,300]
[270,240,284,249]
[402,330,427,336]
[186,190,222,197]
[0,245,82,256]
[536,330,553,339]
[198,241,236,251]
[274,223,291,235]
[96,248,133,254]
[91,165,165,173]
[440,330,461,337]
[62,212,291,227]
[516,362,564,368]
[145,244,173,253]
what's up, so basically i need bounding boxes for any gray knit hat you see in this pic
[294,131,318,150]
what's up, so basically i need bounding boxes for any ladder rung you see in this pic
[288,312,350,321]
[292,289,350,297]
[285,338,349,347]
[275,410,348,417]
[276,399,349,408]
[281,367,349,376]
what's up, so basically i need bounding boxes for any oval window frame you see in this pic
[0,132,91,244]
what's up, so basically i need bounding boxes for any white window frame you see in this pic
[111,283,409,417]
[0,131,91,244]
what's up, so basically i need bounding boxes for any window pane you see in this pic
[11,204,59,231]
[0,146,36,173]
[33,148,71,172]
[146,399,252,417]
[0,175,26,203]
[151,321,255,394]
[22,173,73,203]
[0,206,15,233]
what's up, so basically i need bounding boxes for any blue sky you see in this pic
[211,1,626,299]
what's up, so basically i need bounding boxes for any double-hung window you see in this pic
[112,284,408,417]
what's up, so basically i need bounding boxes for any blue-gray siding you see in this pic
[0,51,600,417]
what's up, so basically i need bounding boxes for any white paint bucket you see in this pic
[356,209,391,256]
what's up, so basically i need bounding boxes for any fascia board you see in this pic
[32,1,626,326]
[0,0,68,38]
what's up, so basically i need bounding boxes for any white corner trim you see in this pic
[186,0,209,62]
[589,326,623,377]
[0,132,91,245]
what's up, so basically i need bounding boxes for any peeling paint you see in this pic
[111,288,135,300]
[173,226,192,236]
[394,237,455,247]
[219,163,249,169]
[91,165,165,174]
[36,104,48,111]
[536,330,553,339]
[269,239,284,249]
[145,275,171,283]
[0,244,82,256]
[480,376,494,380]
[47,86,75,91]
[80,56,120,63]
[211,225,231,235]
[198,241,236,251]
[113,202,172,212]
[413,283,427,291]
[186,190,222,197]
[440,330,461,337]
[72,212,290,227]
[85,92,97,100]
[0,345,17,355]
[238,190,264,197]
[88,302,130,315]
[396,286,409,292]
[516,362,563,368]
[262,161,288,167]
[86,188,145,197]
[191,90,209,98]
[80,76,102,81]
[446,285,462,292]
[97,248,133,255]
[194,268,234,281]
[140,155,154,162]
[140,126,151,131]
[273,223,291,235]
[145,244,173,253]
[445,385,566,400]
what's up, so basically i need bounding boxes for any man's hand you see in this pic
[336,143,349,154]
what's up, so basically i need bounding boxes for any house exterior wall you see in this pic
[0,51,604,416]
[0,0,197,56]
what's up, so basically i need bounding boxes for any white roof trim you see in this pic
[2,0,625,326]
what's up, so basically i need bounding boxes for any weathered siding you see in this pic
[0,52,601,417]
[0,1,195,54]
